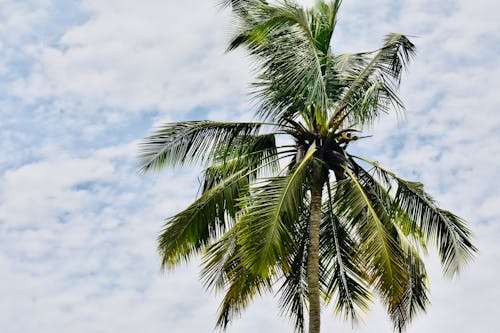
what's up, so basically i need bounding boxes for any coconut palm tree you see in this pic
[139,1,476,333]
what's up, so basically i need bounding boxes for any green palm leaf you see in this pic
[200,227,240,291]
[237,148,317,276]
[338,166,408,311]
[139,121,266,171]
[215,261,273,329]
[328,33,416,128]
[159,137,284,269]
[201,227,272,330]
[230,1,341,127]
[202,133,280,193]
[395,181,476,276]
[354,157,477,277]
[277,215,309,333]
[320,181,371,322]
[389,250,429,333]
[355,166,429,331]
[158,168,249,268]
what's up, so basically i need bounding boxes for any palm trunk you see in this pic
[307,179,323,333]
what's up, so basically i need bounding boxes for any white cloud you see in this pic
[0,1,51,44]
[0,157,114,226]
[11,0,251,118]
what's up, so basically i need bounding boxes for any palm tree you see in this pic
[139,1,476,333]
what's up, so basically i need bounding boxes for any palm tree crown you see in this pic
[139,1,476,333]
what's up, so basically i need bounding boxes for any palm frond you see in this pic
[158,169,249,269]
[159,139,285,270]
[215,261,273,330]
[200,226,240,291]
[139,121,266,172]
[320,181,371,322]
[237,148,317,276]
[218,0,251,11]
[202,133,280,193]
[277,214,310,333]
[310,0,342,55]
[396,181,476,276]
[328,33,416,128]
[321,206,372,323]
[389,250,429,333]
[353,156,477,277]
[229,1,340,127]
[353,166,431,331]
[201,222,279,330]
[358,167,430,331]
[338,166,408,311]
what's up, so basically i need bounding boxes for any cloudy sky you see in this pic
[1,0,499,332]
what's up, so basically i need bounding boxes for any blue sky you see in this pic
[1,0,499,332]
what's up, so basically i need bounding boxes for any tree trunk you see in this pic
[307,179,323,333]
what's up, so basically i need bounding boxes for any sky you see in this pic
[0,0,499,332]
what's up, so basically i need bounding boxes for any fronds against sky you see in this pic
[139,1,476,333]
